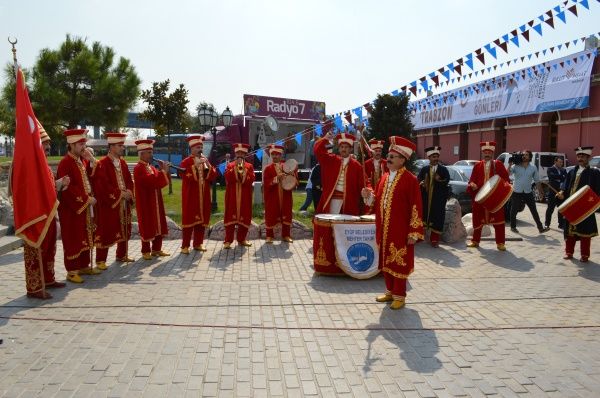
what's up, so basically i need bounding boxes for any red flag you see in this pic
[12,68,58,247]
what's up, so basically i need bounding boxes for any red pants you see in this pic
[141,236,163,254]
[384,273,407,298]
[182,225,205,248]
[430,231,440,244]
[472,224,505,244]
[566,236,591,259]
[225,224,248,243]
[24,221,57,293]
[266,224,291,239]
[64,251,91,272]
[96,241,128,263]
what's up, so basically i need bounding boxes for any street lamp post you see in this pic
[198,105,233,212]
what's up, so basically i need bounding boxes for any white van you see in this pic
[496,152,567,182]
[497,151,567,201]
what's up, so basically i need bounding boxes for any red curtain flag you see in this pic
[12,68,58,248]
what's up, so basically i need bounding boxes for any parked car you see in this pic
[452,164,474,179]
[446,166,472,215]
[454,160,478,167]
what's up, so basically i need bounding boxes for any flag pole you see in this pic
[8,37,18,76]
[10,37,48,298]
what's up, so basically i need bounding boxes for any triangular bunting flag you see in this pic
[498,41,508,53]
[532,24,543,36]
[484,43,497,59]
[218,162,226,175]
[555,10,566,23]
[578,1,587,11]
[476,53,485,64]
[544,16,554,29]
[294,132,302,146]
[314,124,323,137]
[510,35,519,47]
[567,4,578,15]
[522,30,530,42]
[353,107,363,122]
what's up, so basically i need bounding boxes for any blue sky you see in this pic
[1,0,598,116]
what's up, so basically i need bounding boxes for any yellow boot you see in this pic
[180,247,190,255]
[223,242,232,249]
[194,245,207,252]
[66,273,83,283]
[142,252,153,260]
[376,293,393,303]
[466,241,479,248]
[239,241,252,247]
[79,267,101,275]
[152,250,170,257]
[265,237,274,244]
[496,243,507,251]
[96,261,108,271]
[389,298,406,310]
[117,256,135,263]
[282,237,293,243]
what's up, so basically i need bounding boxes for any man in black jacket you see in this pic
[558,147,600,262]
[544,157,567,229]
[417,146,449,247]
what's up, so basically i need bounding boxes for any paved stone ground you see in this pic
[1,204,599,397]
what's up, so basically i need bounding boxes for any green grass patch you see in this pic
[160,180,314,228]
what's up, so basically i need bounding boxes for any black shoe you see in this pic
[510,227,519,233]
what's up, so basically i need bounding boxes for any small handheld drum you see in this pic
[558,185,600,225]
[281,174,297,191]
[280,159,298,191]
[283,159,298,173]
[475,175,513,213]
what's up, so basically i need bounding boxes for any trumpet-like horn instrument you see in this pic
[152,157,185,172]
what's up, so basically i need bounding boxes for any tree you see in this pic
[366,93,416,168]
[31,34,141,131]
[139,79,190,194]
[0,64,30,138]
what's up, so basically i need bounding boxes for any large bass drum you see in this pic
[558,185,600,225]
[475,175,513,213]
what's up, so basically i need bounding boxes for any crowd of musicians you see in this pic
[20,125,600,311]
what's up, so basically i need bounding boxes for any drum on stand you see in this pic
[313,214,360,275]
[558,185,600,225]
[475,175,513,213]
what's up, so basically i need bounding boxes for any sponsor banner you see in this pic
[333,222,380,279]
[244,94,326,120]
[412,50,595,130]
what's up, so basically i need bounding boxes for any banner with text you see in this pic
[412,49,595,130]
[243,94,326,121]
[333,222,380,280]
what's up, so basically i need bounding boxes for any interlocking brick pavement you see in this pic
[1,204,599,397]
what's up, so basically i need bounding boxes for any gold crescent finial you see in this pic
[8,37,18,63]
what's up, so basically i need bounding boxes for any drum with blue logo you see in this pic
[313,214,380,279]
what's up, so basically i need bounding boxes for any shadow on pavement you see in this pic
[308,273,384,294]
[416,244,463,268]
[479,247,535,272]
[363,308,441,375]
[576,260,600,283]
[253,242,293,263]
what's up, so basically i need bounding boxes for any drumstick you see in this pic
[541,181,559,194]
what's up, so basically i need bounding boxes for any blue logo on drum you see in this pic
[347,243,374,272]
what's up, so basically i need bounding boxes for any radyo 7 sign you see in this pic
[244,94,326,121]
